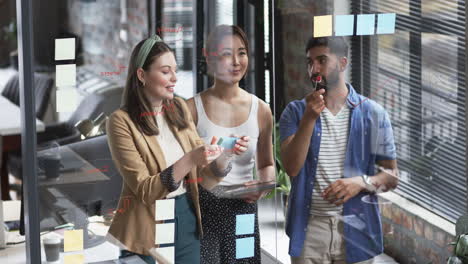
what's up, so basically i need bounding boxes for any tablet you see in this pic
[211,181,278,199]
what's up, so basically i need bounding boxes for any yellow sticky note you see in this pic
[56,89,79,112]
[64,229,83,252]
[64,254,84,264]
[56,64,76,87]
[314,15,333,37]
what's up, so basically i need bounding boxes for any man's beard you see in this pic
[311,65,340,91]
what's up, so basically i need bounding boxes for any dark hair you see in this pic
[206,25,249,55]
[204,25,250,79]
[122,38,188,136]
[305,37,349,58]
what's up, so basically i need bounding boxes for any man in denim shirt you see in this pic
[280,37,399,264]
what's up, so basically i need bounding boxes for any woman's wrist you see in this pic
[210,159,232,177]
[160,165,181,192]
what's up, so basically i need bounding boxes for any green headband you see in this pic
[136,35,164,68]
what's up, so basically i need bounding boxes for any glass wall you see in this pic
[1,0,467,263]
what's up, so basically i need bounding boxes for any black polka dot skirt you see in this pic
[199,186,261,264]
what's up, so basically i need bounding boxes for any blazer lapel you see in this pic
[140,125,192,172]
[169,125,192,155]
[141,131,167,170]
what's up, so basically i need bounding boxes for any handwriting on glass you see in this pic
[184,177,203,184]
[157,26,184,34]
[352,76,396,108]
[202,44,225,57]
[204,146,238,156]
[86,165,109,174]
[140,103,176,117]
[101,65,127,77]
[107,196,132,215]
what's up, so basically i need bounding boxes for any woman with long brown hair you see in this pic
[106,35,248,264]
[186,25,275,264]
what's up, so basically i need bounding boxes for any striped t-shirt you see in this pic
[310,106,350,216]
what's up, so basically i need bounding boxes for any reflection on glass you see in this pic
[160,0,195,99]
[187,25,275,263]
[422,0,459,20]
[279,35,399,263]
[372,0,410,15]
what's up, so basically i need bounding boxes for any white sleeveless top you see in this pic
[194,93,259,186]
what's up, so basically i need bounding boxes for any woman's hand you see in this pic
[229,134,249,155]
[241,180,271,203]
[190,136,223,167]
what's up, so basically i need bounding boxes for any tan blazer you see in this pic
[106,97,219,257]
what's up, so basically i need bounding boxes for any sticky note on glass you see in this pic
[236,237,255,259]
[356,14,375,35]
[55,38,75,60]
[64,254,84,264]
[236,214,255,235]
[56,89,78,112]
[218,137,237,150]
[155,223,175,244]
[335,15,355,36]
[56,64,76,87]
[314,15,333,37]
[377,13,396,34]
[155,199,175,221]
[64,229,83,252]
[156,246,175,264]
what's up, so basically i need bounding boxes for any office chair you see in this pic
[19,135,123,249]
[1,73,54,199]
[38,87,124,145]
[1,72,54,121]
[6,88,123,198]
[64,135,123,215]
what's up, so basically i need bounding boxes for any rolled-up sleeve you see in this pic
[371,108,397,161]
[279,102,300,143]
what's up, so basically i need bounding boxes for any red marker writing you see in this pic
[185,177,203,184]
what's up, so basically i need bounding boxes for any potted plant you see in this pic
[447,215,468,263]
[2,21,18,69]
[265,123,291,219]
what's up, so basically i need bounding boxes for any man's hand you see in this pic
[304,88,326,121]
[322,177,365,206]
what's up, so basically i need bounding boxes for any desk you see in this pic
[0,189,120,263]
[38,146,109,187]
[0,217,120,263]
[0,96,45,136]
[0,95,46,200]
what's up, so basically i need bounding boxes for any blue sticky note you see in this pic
[335,15,354,36]
[236,214,255,235]
[377,13,396,34]
[356,14,375,35]
[219,137,237,150]
[236,237,255,259]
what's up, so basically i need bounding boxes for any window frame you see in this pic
[350,0,467,222]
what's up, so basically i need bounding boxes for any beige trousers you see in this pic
[291,215,375,264]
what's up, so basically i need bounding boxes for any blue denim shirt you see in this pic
[279,84,397,263]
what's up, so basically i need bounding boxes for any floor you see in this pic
[257,196,399,264]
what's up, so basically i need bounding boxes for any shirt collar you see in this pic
[345,83,364,109]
